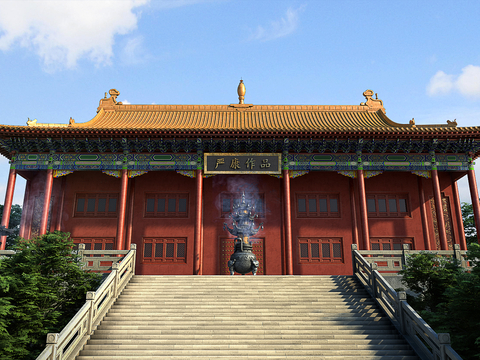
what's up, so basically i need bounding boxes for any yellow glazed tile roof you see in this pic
[71,105,400,132]
[2,89,478,134]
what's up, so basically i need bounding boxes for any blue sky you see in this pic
[1,0,480,206]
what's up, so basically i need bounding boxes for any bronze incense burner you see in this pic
[223,192,263,275]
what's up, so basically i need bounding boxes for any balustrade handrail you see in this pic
[0,249,15,256]
[352,244,463,360]
[357,244,470,272]
[36,244,137,360]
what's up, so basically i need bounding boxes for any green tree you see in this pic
[399,252,463,311]
[0,204,22,249]
[0,231,101,360]
[400,246,480,359]
[461,202,477,244]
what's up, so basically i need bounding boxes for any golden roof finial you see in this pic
[237,79,246,104]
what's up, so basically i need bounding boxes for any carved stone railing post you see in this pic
[131,243,137,271]
[397,291,407,335]
[46,333,59,360]
[370,262,378,296]
[453,244,462,262]
[78,243,86,269]
[112,262,120,298]
[401,243,410,268]
[351,244,358,273]
[86,291,95,335]
[438,333,451,360]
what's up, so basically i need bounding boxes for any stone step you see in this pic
[78,356,419,360]
[78,275,419,359]
[92,328,399,336]
[102,317,385,324]
[87,337,406,344]
[110,300,377,312]
[96,323,394,331]
[78,349,418,357]
[123,283,361,287]
[109,307,378,312]
[90,333,403,340]
[116,295,372,301]
[82,344,414,351]
[108,307,380,314]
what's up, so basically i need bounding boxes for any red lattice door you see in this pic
[220,237,264,275]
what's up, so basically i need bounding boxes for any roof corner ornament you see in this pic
[409,118,416,127]
[98,89,123,111]
[447,119,457,127]
[26,118,37,126]
[360,89,385,113]
[237,80,246,104]
[69,117,75,126]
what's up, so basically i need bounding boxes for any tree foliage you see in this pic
[0,231,102,360]
[0,204,22,249]
[461,202,477,244]
[399,244,480,359]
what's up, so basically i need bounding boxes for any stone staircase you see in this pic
[76,275,419,359]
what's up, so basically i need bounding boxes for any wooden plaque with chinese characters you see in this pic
[204,153,281,174]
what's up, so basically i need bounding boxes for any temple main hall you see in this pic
[1,82,480,275]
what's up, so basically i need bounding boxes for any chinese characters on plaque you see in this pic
[204,153,281,174]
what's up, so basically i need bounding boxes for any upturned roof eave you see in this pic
[0,126,479,139]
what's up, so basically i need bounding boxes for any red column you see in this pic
[452,179,467,250]
[283,169,293,275]
[125,178,135,251]
[19,179,30,239]
[357,169,370,250]
[349,178,359,246]
[0,168,17,250]
[467,168,480,244]
[432,169,448,250]
[194,169,203,275]
[55,176,66,231]
[115,169,129,250]
[417,176,431,250]
[39,168,54,236]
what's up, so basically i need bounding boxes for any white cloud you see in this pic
[427,71,454,96]
[249,6,305,42]
[0,0,150,71]
[121,36,149,65]
[427,65,480,99]
[122,99,131,105]
[456,65,480,98]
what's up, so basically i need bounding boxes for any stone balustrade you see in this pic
[35,244,136,360]
[358,244,470,272]
[352,244,463,360]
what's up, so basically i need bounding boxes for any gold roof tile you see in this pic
[2,89,478,135]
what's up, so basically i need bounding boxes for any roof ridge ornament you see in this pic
[97,89,123,112]
[447,119,457,127]
[237,79,246,104]
[230,80,253,109]
[360,89,385,113]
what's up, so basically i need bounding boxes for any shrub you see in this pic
[0,231,101,360]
